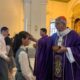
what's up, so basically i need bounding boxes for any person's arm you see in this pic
[6,45,10,54]
[53,45,75,63]
[29,34,37,42]
[5,37,11,54]
[0,38,10,61]
[30,37,37,42]
[66,48,75,63]
[0,52,10,61]
[19,51,35,80]
[65,32,80,65]
[56,32,80,65]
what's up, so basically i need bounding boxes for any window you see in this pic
[50,20,57,36]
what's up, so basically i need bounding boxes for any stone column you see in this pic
[23,0,32,32]
[23,0,47,39]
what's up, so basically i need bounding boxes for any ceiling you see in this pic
[50,0,70,3]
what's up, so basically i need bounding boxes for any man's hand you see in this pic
[6,57,10,62]
[33,44,37,48]
[29,34,37,42]
[52,46,67,53]
[52,46,61,52]
[57,46,67,53]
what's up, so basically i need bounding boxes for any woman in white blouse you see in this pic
[13,31,35,80]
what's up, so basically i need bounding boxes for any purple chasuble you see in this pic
[46,30,80,80]
[34,35,49,80]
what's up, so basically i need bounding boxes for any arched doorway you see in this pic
[71,3,80,34]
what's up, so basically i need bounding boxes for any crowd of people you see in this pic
[0,16,80,80]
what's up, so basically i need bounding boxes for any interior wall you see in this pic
[46,1,67,34]
[72,4,80,33]
[0,0,80,37]
[46,0,80,34]
[0,0,24,37]
[24,0,47,39]
[67,0,80,28]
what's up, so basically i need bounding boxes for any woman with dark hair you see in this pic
[13,31,35,80]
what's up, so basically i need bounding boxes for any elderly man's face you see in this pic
[55,21,65,32]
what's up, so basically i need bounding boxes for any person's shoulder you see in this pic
[51,33,57,37]
[69,30,79,37]
[5,36,11,40]
[38,36,48,40]
[0,34,4,40]
[50,33,57,40]
[19,51,27,56]
[0,34,4,38]
[17,48,27,56]
[68,30,80,41]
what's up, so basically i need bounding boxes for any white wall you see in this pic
[46,0,80,32]
[1,0,80,37]
[67,0,80,28]
[0,0,24,37]
[46,1,68,34]
[24,0,47,39]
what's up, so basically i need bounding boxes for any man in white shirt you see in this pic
[0,27,10,80]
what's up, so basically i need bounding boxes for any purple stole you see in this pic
[53,53,65,80]
[53,35,67,80]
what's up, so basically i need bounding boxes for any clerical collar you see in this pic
[57,28,71,37]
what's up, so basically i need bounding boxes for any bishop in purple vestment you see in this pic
[46,16,80,80]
